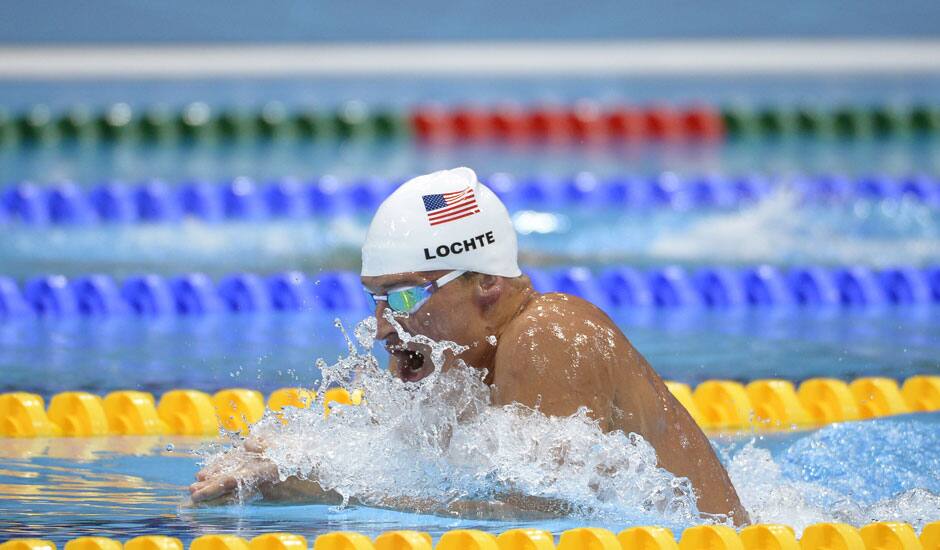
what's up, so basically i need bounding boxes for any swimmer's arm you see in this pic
[190,447,569,517]
[257,476,343,504]
[492,303,751,525]
[195,474,565,519]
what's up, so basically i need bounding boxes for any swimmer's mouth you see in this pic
[386,344,432,382]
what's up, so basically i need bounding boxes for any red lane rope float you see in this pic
[410,103,726,143]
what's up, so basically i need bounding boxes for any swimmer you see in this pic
[190,167,749,525]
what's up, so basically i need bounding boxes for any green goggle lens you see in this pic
[366,285,433,314]
[365,270,465,315]
[387,286,431,313]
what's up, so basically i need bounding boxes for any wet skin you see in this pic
[191,271,749,524]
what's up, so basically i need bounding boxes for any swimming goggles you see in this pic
[365,270,466,315]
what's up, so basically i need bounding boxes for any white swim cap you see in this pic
[361,167,522,278]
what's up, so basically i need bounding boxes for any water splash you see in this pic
[204,316,704,527]
[383,309,470,371]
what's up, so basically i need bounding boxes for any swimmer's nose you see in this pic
[374,301,395,342]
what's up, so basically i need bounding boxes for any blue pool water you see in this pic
[3,156,940,540]
[1,414,938,544]
[2,26,940,541]
[1,308,939,399]
[2,124,939,542]
[2,191,940,279]
[1,289,938,542]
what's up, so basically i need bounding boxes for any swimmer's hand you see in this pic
[190,436,342,506]
[189,444,277,505]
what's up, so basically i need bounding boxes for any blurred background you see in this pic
[1,1,939,396]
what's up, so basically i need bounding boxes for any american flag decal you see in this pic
[421,187,480,226]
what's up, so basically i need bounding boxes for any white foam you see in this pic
[726,441,838,533]
[726,438,940,535]
[650,189,940,267]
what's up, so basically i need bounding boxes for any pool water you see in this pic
[1,413,938,544]
[2,172,939,542]
[2,67,940,543]
[2,191,939,279]
[2,308,938,398]
[3,305,940,545]
[4,139,940,186]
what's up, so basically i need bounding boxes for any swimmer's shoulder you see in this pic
[496,292,622,359]
[491,291,630,412]
[527,292,618,328]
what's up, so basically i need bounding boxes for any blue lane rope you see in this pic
[1,174,938,226]
[1,265,937,320]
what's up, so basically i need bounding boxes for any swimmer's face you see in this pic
[362,270,483,383]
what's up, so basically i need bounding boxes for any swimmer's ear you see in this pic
[473,274,502,309]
